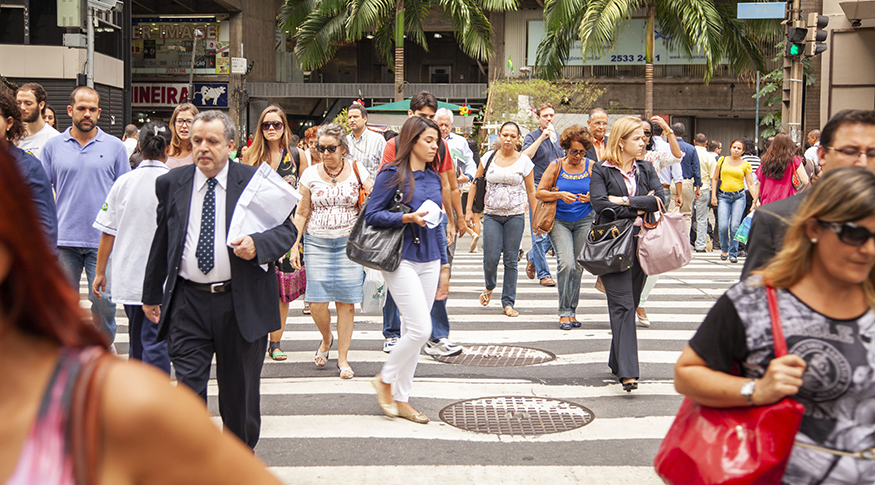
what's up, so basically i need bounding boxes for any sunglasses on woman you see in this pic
[315,144,340,153]
[818,221,875,247]
[261,121,284,131]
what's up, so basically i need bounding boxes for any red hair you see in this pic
[0,148,107,348]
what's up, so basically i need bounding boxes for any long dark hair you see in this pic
[0,149,107,349]
[138,121,172,160]
[760,133,797,180]
[389,117,441,201]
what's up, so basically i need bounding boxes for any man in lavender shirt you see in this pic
[41,87,130,342]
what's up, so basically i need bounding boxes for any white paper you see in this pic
[227,163,302,270]
[416,199,442,229]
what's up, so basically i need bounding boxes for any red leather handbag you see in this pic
[654,286,805,485]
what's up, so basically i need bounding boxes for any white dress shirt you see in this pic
[179,161,232,283]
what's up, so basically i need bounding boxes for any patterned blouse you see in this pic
[481,151,535,217]
[299,159,368,238]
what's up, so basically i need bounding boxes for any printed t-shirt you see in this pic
[479,150,534,216]
[298,160,368,238]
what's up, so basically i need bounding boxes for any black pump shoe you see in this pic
[622,379,638,393]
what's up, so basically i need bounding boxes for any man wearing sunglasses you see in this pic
[742,109,875,279]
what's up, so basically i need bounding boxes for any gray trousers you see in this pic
[599,237,647,380]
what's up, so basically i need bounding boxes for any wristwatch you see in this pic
[621,196,629,205]
[740,379,756,405]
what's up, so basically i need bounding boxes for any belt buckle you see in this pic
[210,282,224,293]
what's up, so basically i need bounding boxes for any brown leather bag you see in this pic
[70,348,116,485]
[532,159,562,235]
[351,161,370,209]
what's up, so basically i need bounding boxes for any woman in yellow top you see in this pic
[710,139,758,263]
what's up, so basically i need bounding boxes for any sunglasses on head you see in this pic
[315,144,340,153]
[261,121,284,131]
[818,221,875,247]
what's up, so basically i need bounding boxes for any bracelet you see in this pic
[441,264,451,270]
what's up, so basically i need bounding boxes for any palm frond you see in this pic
[577,0,647,59]
[373,17,398,66]
[403,0,429,49]
[294,10,350,70]
[437,0,493,61]
[346,0,396,39]
[277,0,321,32]
[477,0,520,12]
[534,24,577,79]
[655,0,724,78]
[714,3,770,75]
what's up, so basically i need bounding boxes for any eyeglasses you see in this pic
[824,146,875,160]
[643,131,652,137]
[261,121,284,131]
[592,122,608,127]
[818,220,875,247]
[315,144,340,153]
[568,149,586,157]
[175,118,194,126]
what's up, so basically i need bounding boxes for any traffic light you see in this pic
[805,13,829,56]
[785,25,807,58]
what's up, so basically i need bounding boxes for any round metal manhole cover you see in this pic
[440,396,594,436]
[431,345,555,366]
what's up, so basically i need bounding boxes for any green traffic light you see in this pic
[789,43,803,55]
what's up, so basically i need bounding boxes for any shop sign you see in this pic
[133,83,228,108]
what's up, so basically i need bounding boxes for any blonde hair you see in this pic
[168,103,199,157]
[243,105,292,168]
[604,116,643,165]
[756,167,875,307]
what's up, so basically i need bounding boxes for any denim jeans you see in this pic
[549,214,594,317]
[693,188,711,250]
[482,213,525,308]
[527,212,553,279]
[717,191,747,258]
[382,213,450,341]
[58,247,117,342]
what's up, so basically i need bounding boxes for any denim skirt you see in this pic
[303,233,364,303]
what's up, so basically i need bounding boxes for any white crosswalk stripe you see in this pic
[83,237,743,484]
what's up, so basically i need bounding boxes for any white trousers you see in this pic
[380,259,440,402]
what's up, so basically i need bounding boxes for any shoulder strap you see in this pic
[483,150,497,173]
[765,286,788,357]
[552,159,562,189]
[290,146,301,172]
[71,349,116,485]
[439,139,447,165]
[352,160,363,186]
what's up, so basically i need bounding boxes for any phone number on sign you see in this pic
[609,54,661,63]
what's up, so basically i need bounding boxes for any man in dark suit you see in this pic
[142,110,297,448]
[741,109,875,280]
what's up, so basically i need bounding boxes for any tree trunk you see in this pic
[394,0,405,102]
[644,2,655,118]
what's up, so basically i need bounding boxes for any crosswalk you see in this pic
[83,235,743,484]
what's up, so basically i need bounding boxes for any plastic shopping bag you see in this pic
[361,268,387,313]
[734,211,754,244]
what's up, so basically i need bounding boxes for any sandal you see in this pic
[479,289,493,307]
[503,306,519,317]
[338,364,354,379]
[268,341,287,361]
[303,303,311,314]
[314,335,333,367]
[559,317,573,331]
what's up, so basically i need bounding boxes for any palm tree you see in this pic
[278,0,518,102]
[535,0,780,117]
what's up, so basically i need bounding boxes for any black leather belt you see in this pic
[183,279,232,293]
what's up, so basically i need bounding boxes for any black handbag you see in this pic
[470,150,497,214]
[577,208,635,276]
[346,187,411,272]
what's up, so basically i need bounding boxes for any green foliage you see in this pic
[754,42,817,138]
[331,108,352,133]
[484,79,604,131]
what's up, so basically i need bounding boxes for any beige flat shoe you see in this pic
[370,374,398,418]
[397,407,429,424]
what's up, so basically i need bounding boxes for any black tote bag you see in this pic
[346,187,411,272]
[470,150,497,214]
[577,208,635,276]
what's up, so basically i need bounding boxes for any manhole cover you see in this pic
[431,345,555,366]
[440,396,594,436]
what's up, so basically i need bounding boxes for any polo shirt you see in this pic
[522,128,565,184]
[347,128,386,179]
[675,137,702,186]
[93,159,169,304]
[41,127,131,248]
[12,146,58,249]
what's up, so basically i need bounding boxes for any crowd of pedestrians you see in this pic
[4,77,875,483]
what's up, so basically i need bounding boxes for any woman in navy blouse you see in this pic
[365,116,447,424]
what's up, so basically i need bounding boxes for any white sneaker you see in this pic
[383,337,399,353]
[423,338,463,357]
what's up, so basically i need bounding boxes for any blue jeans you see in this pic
[58,247,117,342]
[717,191,746,258]
[482,213,525,308]
[527,212,553,280]
[549,213,594,317]
[382,213,450,341]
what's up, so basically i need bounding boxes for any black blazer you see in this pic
[590,160,664,222]
[142,162,298,342]
[739,192,804,280]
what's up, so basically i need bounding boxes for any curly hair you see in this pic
[0,90,26,143]
[559,124,593,151]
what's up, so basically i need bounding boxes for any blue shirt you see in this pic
[41,127,131,248]
[522,128,565,184]
[676,137,702,186]
[554,159,593,222]
[11,147,58,250]
[364,165,447,265]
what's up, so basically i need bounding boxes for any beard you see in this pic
[22,109,40,123]
[73,118,95,133]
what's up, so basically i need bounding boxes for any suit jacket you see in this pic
[585,136,608,162]
[739,192,804,280]
[142,162,297,342]
[590,159,664,223]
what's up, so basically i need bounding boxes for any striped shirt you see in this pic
[347,128,386,179]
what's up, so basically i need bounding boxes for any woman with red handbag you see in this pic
[755,133,809,207]
[672,167,875,484]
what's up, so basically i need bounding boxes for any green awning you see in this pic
[368,99,475,113]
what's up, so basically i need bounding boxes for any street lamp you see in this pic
[188,28,204,103]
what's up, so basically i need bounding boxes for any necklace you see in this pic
[324,161,344,183]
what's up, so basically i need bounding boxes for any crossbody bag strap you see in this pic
[765,286,788,357]
[71,349,116,485]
